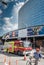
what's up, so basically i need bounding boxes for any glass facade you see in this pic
[18,0,44,29]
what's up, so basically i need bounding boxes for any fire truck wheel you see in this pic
[17,51,21,56]
[14,51,17,55]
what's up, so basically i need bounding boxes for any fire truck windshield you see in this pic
[23,41,32,47]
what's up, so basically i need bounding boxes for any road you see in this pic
[0,52,44,65]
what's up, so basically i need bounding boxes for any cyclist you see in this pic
[34,47,42,65]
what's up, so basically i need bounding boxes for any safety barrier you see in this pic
[16,60,18,65]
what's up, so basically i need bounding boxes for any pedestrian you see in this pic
[34,47,42,65]
[34,47,42,58]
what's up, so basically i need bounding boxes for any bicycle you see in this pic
[26,56,34,65]
[26,48,42,65]
[26,56,39,65]
[34,58,38,65]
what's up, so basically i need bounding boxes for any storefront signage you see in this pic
[18,29,27,38]
[27,26,44,36]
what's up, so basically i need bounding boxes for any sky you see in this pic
[0,0,28,36]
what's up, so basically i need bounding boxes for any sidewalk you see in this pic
[0,62,4,65]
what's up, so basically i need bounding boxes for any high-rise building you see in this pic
[18,0,44,48]
[18,0,44,29]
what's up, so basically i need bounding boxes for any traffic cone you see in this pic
[16,60,18,65]
[8,59,11,65]
[24,54,27,60]
[4,56,6,63]
[4,56,8,65]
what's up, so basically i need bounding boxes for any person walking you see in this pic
[34,47,42,65]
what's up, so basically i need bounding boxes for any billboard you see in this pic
[27,26,44,37]
[18,29,27,38]
[9,30,18,38]
[2,26,44,39]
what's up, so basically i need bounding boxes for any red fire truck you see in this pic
[4,40,32,55]
[14,40,32,55]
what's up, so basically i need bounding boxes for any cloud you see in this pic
[0,27,2,29]
[3,17,12,26]
[2,2,24,33]
[0,24,2,30]
[0,9,3,14]
[12,2,24,24]
[3,0,14,2]
[11,0,14,1]
[3,17,18,31]
[3,5,8,9]
[3,22,18,31]
[13,2,24,13]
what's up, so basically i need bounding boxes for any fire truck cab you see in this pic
[14,40,32,55]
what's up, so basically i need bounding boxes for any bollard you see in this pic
[16,60,18,65]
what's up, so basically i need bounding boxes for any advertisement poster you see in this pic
[18,29,27,38]
[27,26,44,36]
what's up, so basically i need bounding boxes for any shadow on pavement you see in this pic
[0,51,23,57]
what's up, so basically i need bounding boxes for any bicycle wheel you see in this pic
[34,59,38,65]
[26,60,32,65]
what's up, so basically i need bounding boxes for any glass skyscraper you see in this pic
[18,0,44,29]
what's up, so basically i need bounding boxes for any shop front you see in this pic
[27,25,44,50]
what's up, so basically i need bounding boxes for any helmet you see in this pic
[19,40,23,43]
